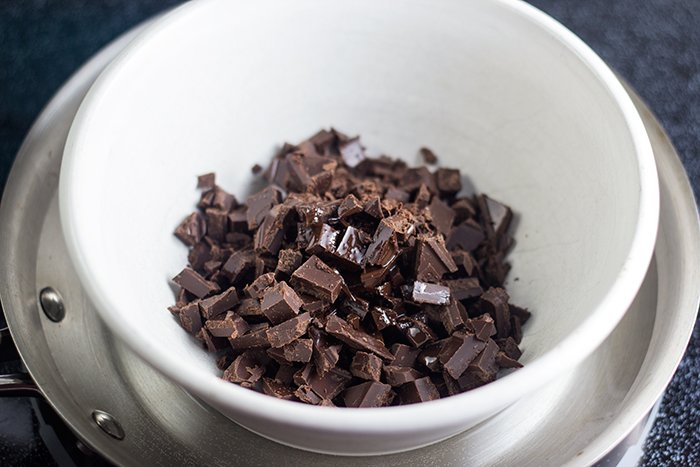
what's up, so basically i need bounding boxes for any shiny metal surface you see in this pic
[39,287,66,323]
[0,20,697,467]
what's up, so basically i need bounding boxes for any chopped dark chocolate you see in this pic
[261,281,304,325]
[169,128,532,406]
[325,315,394,361]
[480,287,511,339]
[172,268,220,299]
[197,173,216,190]
[290,255,343,303]
[412,281,450,305]
[266,312,312,348]
[350,351,383,382]
[174,212,207,247]
[397,377,440,404]
[198,287,239,320]
[420,147,438,164]
[343,381,393,408]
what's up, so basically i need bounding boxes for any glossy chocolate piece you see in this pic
[290,255,343,303]
[350,351,383,381]
[364,220,399,268]
[261,282,303,325]
[266,312,312,348]
[338,194,363,217]
[399,317,437,348]
[174,212,207,247]
[370,307,398,331]
[305,223,339,256]
[343,381,393,408]
[172,268,220,299]
[412,281,450,305]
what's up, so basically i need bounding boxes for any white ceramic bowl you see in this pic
[59,0,659,456]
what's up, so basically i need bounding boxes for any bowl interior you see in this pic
[59,0,657,452]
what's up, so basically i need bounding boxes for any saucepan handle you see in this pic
[0,326,44,398]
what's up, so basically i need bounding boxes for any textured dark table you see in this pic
[1,1,699,466]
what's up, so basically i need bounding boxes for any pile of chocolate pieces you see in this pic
[169,129,530,408]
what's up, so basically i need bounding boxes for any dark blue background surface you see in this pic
[1,1,699,465]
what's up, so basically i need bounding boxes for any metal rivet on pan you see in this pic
[92,410,125,440]
[39,287,65,322]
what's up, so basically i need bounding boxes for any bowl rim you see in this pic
[59,0,659,437]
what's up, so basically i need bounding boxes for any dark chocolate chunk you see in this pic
[254,204,290,255]
[480,287,511,339]
[202,328,229,352]
[339,138,365,168]
[179,301,203,334]
[339,295,370,318]
[511,315,523,344]
[428,197,456,237]
[281,338,313,363]
[451,250,478,276]
[370,306,398,331]
[325,315,394,361]
[439,298,465,335]
[383,366,424,387]
[509,304,532,324]
[295,385,324,405]
[266,312,312,348]
[252,164,263,174]
[197,173,215,190]
[261,377,297,400]
[343,381,393,408]
[350,351,383,381]
[496,352,523,369]
[261,282,304,325]
[308,366,352,400]
[309,326,342,376]
[435,168,461,195]
[397,377,440,404]
[198,287,239,320]
[275,249,303,277]
[305,223,339,256]
[385,187,410,203]
[174,212,207,247]
[236,298,264,317]
[417,340,447,372]
[246,186,282,231]
[364,220,399,268]
[467,338,500,380]
[389,344,421,368]
[223,350,266,385]
[399,166,437,194]
[496,336,522,360]
[245,272,277,300]
[293,363,315,386]
[221,249,254,283]
[338,194,364,217]
[438,332,487,379]
[228,324,271,349]
[399,317,437,348]
[478,194,512,241]
[205,312,249,338]
[275,364,297,385]
[363,196,384,219]
[471,314,496,342]
[228,208,249,233]
[173,268,220,299]
[290,255,343,303]
[447,220,484,252]
[420,147,438,164]
[412,281,450,305]
[211,186,237,213]
[446,277,483,301]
